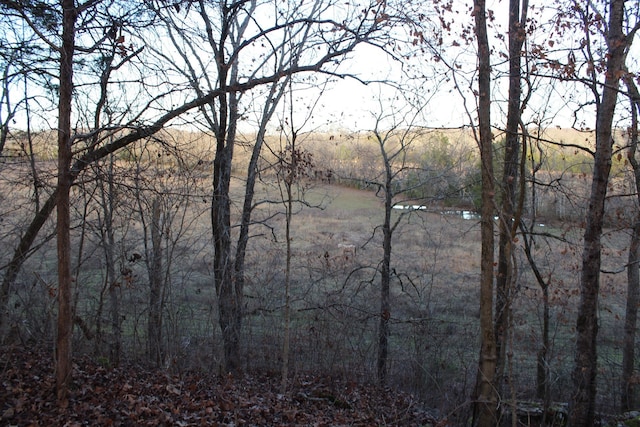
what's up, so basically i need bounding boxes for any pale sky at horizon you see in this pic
[3,0,636,138]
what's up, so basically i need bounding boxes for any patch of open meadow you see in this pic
[0,147,635,417]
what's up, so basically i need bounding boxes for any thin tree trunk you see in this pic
[148,197,163,367]
[473,0,498,424]
[97,155,120,365]
[281,182,293,391]
[281,141,295,392]
[107,193,121,367]
[570,1,627,424]
[377,210,392,386]
[495,0,526,397]
[623,221,640,412]
[539,282,550,406]
[207,4,243,371]
[0,63,12,156]
[521,216,551,413]
[527,135,551,410]
[56,0,77,408]
[234,79,287,327]
[377,146,393,386]
[622,76,640,412]
[24,76,40,214]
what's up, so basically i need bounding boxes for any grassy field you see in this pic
[227,179,631,418]
[0,131,636,420]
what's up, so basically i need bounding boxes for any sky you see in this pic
[3,0,637,137]
[301,0,640,134]
[287,0,555,133]
[310,43,470,131]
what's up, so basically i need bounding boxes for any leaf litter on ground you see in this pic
[0,346,438,426]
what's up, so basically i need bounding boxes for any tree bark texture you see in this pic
[495,0,526,393]
[204,3,244,373]
[56,0,77,409]
[570,1,627,424]
[377,140,393,386]
[623,205,640,412]
[212,102,242,373]
[148,197,164,367]
[622,76,640,412]
[473,0,497,425]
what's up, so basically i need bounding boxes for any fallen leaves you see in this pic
[0,346,437,426]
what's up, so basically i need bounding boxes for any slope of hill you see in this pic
[0,346,437,426]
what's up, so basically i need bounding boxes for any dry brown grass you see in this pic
[0,128,636,416]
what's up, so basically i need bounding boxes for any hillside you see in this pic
[0,346,437,426]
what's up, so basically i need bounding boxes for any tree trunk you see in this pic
[377,146,393,386]
[56,0,77,409]
[108,257,121,366]
[234,80,287,332]
[377,212,391,386]
[97,155,121,365]
[473,0,498,425]
[569,1,627,424]
[530,137,551,410]
[281,178,293,391]
[495,0,526,395]
[207,3,244,371]
[212,108,242,373]
[622,76,640,412]
[107,234,121,366]
[148,197,164,367]
[281,138,296,392]
[623,219,640,412]
[521,204,552,413]
[537,281,551,405]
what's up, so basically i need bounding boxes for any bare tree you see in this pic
[147,195,164,366]
[0,0,181,404]
[54,0,79,407]
[15,0,152,404]
[494,0,528,400]
[274,132,315,391]
[362,94,430,385]
[621,74,640,413]
[471,0,498,424]
[518,125,556,415]
[125,137,211,368]
[569,1,638,423]
[93,153,123,366]
[150,0,395,372]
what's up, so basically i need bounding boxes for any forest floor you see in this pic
[0,345,439,426]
